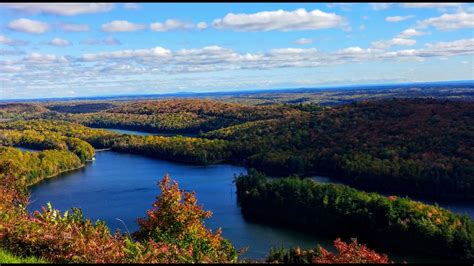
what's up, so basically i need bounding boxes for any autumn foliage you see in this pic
[131,174,238,263]
[314,238,390,264]
[0,172,237,263]
[267,238,391,264]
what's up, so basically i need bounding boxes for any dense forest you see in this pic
[54,99,300,134]
[210,99,474,199]
[235,169,474,261]
[0,95,473,263]
[0,98,473,199]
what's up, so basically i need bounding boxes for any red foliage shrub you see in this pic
[313,238,390,264]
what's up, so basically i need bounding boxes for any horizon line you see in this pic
[2,79,473,102]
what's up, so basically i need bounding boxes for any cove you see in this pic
[27,151,327,260]
[27,151,460,262]
[94,127,199,137]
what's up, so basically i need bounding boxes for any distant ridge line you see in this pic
[1,80,473,102]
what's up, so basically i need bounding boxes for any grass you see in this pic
[0,249,48,263]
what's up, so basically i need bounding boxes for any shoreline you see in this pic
[28,164,87,188]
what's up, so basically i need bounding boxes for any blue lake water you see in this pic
[27,151,467,262]
[16,147,42,152]
[95,127,198,137]
[28,151,326,260]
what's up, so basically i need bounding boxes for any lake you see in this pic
[16,146,42,152]
[27,151,465,262]
[94,127,199,137]
[28,151,326,260]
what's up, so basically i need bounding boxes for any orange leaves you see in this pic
[387,195,397,201]
[313,238,390,264]
[132,175,237,263]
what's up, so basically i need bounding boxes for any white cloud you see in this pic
[370,28,427,49]
[295,38,314,45]
[1,38,473,100]
[150,19,205,32]
[196,22,208,30]
[0,3,114,16]
[0,35,13,45]
[0,35,28,46]
[417,12,474,30]
[103,37,122,45]
[49,38,71,47]
[24,52,68,64]
[212,8,345,32]
[0,65,25,73]
[101,20,145,32]
[73,38,474,74]
[370,3,393,10]
[123,3,141,10]
[81,46,172,61]
[401,3,465,9]
[7,18,50,34]
[423,38,474,55]
[269,48,318,55]
[385,15,414,22]
[58,23,90,32]
[80,37,122,46]
[398,28,427,38]
[100,64,145,74]
[371,38,416,49]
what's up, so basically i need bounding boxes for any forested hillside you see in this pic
[1,98,473,199]
[0,96,473,263]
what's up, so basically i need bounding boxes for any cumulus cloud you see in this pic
[370,28,427,49]
[123,3,141,10]
[372,38,416,49]
[7,18,50,34]
[75,38,474,73]
[49,38,71,47]
[417,12,474,30]
[100,64,145,74]
[58,23,90,32]
[23,52,68,64]
[0,3,114,16]
[81,46,172,61]
[3,38,472,95]
[385,15,414,22]
[398,28,427,38]
[212,8,346,32]
[1,37,473,100]
[150,19,207,32]
[0,35,29,46]
[295,38,314,45]
[101,20,145,32]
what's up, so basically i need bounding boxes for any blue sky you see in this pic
[0,3,473,99]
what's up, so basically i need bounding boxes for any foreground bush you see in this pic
[0,174,237,263]
[129,174,238,263]
[266,238,390,264]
